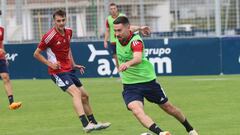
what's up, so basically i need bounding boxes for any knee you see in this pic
[81,94,89,103]
[128,105,144,117]
[1,74,10,83]
[71,89,82,98]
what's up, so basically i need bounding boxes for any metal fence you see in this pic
[0,0,240,43]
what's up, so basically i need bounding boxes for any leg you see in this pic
[78,86,111,129]
[67,84,94,131]
[159,101,197,134]
[0,72,13,96]
[128,101,170,135]
[0,72,21,110]
[66,85,85,116]
[78,86,93,116]
[51,73,101,132]
[122,82,170,135]
[128,100,154,128]
[159,101,186,122]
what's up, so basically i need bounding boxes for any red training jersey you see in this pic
[38,27,73,75]
[0,26,5,60]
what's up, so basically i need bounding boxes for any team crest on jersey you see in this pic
[65,80,69,85]
[56,41,61,45]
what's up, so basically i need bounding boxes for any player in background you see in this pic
[104,2,150,70]
[114,16,198,135]
[0,10,22,110]
[33,9,110,133]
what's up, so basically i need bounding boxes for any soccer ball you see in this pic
[140,133,152,135]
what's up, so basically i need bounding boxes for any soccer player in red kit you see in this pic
[0,11,22,110]
[33,9,110,133]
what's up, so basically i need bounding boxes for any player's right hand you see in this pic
[49,61,61,70]
[140,26,151,36]
[104,41,108,48]
[0,48,6,55]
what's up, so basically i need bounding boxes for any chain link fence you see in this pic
[0,0,240,43]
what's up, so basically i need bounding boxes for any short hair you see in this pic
[53,9,66,19]
[113,16,130,25]
[109,3,117,7]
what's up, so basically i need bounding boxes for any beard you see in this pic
[118,37,127,45]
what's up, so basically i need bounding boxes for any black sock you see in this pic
[79,115,89,127]
[8,95,14,105]
[182,119,193,132]
[87,114,98,124]
[149,123,162,134]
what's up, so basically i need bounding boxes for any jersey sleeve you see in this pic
[131,40,143,52]
[0,27,4,41]
[38,34,50,51]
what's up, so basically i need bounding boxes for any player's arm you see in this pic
[69,49,85,74]
[33,48,60,70]
[119,52,142,72]
[119,40,143,72]
[104,20,110,48]
[130,25,151,36]
[0,41,6,56]
[0,28,6,55]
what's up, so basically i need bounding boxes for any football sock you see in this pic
[87,114,98,124]
[8,95,14,105]
[182,119,193,132]
[79,115,89,127]
[149,123,162,134]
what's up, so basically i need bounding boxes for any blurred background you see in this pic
[0,0,240,43]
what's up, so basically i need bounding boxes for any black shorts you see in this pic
[51,70,82,91]
[122,79,168,107]
[0,59,9,73]
[110,43,116,55]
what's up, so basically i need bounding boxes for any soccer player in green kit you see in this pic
[104,3,150,70]
[104,3,125,69]
[114,16,198,135]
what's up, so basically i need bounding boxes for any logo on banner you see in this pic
[144,47,172,74]
[88,44,118,76]
[5,53,18,61]
[88,42,172,76]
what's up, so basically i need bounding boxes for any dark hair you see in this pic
[109,3,117,7]
[0,10,1,16]
[53,9,66,19]
[113,16,130,25]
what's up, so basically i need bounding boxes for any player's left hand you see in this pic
[74,64,85,74]
[140,26,151,36]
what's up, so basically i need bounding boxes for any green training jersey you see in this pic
[107,13,125,43]
[116,34,156,84]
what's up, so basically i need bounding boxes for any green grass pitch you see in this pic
[0,75,239,135]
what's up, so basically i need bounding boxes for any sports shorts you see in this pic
[51,70,82,91]
[122,79,168,107]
